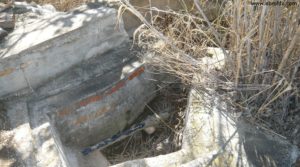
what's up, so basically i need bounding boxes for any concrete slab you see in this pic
[0,6,128,97]
[33,42,135,100]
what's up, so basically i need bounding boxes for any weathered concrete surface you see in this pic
[14,2,56,15]
[36,62,155,167]
[32,42,135,99]
[0,4,160,167]
[1,47,157,167]
[21,37,156,166]
[182,88,299,167]
[0,5,128,97]
[44,62,155,147]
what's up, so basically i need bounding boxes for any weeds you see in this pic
[119,0,300,121]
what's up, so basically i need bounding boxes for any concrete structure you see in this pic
[0,5,157,167]
[0,5,127,97]
[0,3,299,167]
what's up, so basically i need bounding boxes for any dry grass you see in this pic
[103,84,188,164]
[102,123,180,164]
[119,0,300,122]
